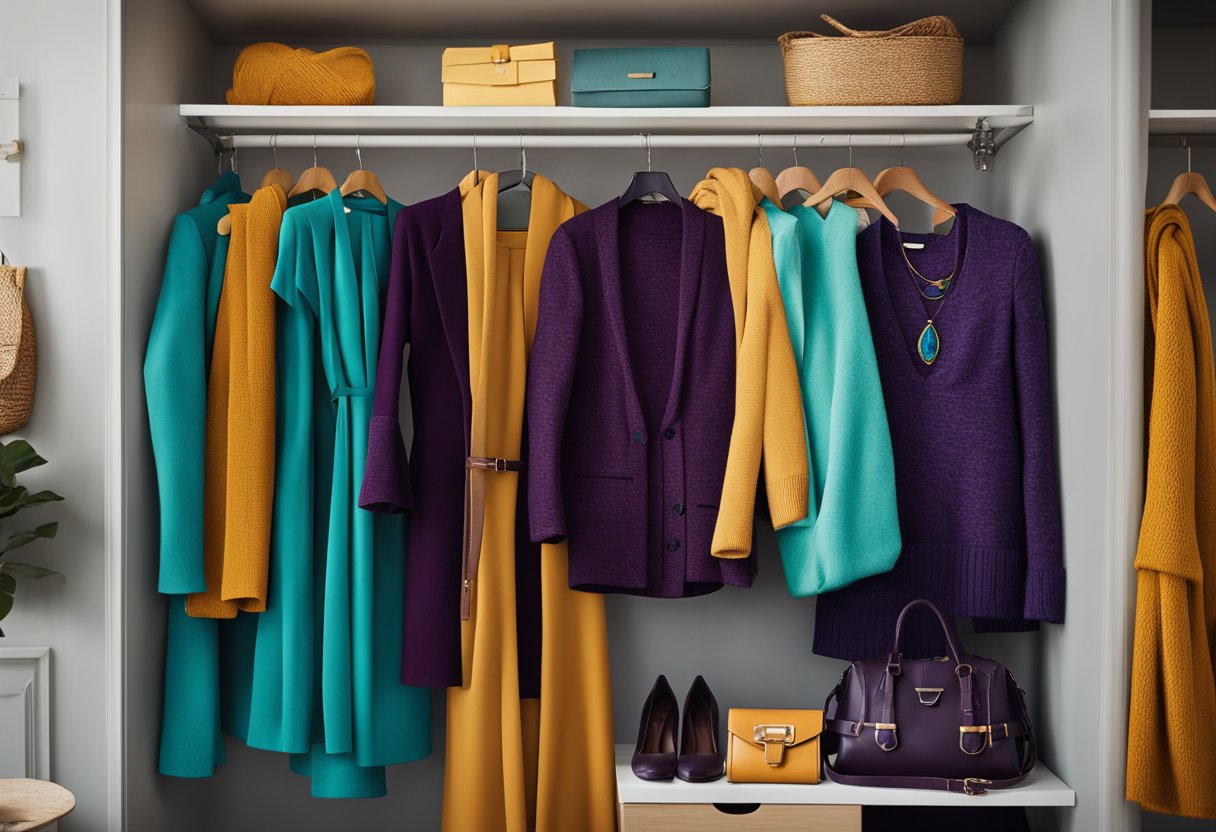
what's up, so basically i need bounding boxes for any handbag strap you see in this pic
[886,599,967,670]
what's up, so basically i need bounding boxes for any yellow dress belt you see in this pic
[461,455,523,619]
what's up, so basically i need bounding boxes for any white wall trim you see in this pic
[0,646,50,780]
[1100,0,1144,829]
[105,0,125,828]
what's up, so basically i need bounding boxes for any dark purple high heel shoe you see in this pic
[677,675,724,783]
[631,675,679,781]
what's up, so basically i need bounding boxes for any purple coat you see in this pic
[527,198,749,597]
[359,189,471,688]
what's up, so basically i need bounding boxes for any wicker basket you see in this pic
[0,259,36,435]
[779,15,963,106]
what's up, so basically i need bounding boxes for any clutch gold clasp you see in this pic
[753,723,795,766]
[491,44,511,64]
[627,72,656,79]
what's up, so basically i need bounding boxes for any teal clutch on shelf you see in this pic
[570,47,711,107]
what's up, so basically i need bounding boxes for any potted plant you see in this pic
[0,438,63,636]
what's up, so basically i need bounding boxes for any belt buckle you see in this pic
[494,457,508,473]
[752,724,794,767]
[962,777,992,796]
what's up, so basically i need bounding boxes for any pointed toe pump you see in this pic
[631,675,679,781]
[677,675,724,783]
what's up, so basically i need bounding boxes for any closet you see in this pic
[114,0,1142,829]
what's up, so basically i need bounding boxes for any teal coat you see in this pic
[145,173,248,777]
[761,198,901,596]
[244,189,430,798]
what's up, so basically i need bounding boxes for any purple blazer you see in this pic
[527,198,749,598]
[359,189,471,688]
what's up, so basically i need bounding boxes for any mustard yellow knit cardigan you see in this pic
[690,169,810,558]
[1127,204,1216,819]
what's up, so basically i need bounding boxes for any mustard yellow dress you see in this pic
[442,171,616,832]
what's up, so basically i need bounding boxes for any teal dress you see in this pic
[145,173,249,776]
[245,189,430,798]
[761,197,901,596]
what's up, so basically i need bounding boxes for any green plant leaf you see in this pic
[0,571,15,594]
[0,522,59,556]
[1,440,48,474]
[0,487,64,519]
[0,591,12,623]
[1,562,58,579]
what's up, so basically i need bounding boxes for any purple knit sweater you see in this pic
[813,204,1065,660]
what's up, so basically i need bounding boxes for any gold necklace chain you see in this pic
[899,243,956,290]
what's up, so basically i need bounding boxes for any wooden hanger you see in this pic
[803,166,900,228]
[747,135,781,205]
[287,134,340,200]
[339,137,388,204]
[1163,138,1216,213]
[219,137,295,235]
[847,138,955,228]
[775,136,823,210]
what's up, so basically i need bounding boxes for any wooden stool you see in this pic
[0,779,75,831]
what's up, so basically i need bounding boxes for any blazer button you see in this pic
[663,427,676,440]
[666,537,681,552]
[633,430,646,445]
[673,502,685,516]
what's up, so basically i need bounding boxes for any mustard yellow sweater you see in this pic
[690,169,810,558]
[1127,205,1216,818]
[188,185,285,617]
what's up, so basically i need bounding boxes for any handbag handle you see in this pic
[887,599,967,670]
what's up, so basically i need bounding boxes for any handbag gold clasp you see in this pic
[962,777,992,796]
[959,724,989,756]
[491,44,511,64]
[753,724,795,766]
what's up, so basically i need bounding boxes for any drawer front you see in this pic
[619,803,861,832]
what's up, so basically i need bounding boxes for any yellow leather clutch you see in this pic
[441,42,557,106]
[725,708,823,784]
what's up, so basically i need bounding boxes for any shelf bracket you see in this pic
[186,118,234,167]
[967,118,996,172]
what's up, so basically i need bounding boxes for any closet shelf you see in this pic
[1149,110,1216,144]
[182,104,1032,136]
[613,746,1075,808]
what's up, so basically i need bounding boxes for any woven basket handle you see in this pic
[815,14,961,39]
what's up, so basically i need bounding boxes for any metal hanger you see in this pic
[1163,136,1216,213]
[339,135,388,204]
[497,134,535,193]
[496,135,535,231]
[803,134,900,227]
[620,134,682,206]
[259,134,294,191]
[748,133,780,204]
[287,133,339,200]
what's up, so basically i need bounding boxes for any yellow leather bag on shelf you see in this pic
[441,42,558,106]
[725,708,823,784]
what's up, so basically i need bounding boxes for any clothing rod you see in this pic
[219,133,975,150]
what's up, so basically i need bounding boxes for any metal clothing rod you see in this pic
[220,133,975,150]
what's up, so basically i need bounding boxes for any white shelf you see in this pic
[181,104,1033,137]
[614,745,1075,808]
[1149,109,1216,135]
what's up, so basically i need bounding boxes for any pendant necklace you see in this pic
[899,237,962,366]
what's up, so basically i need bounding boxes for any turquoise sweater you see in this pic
[761,198,901,596]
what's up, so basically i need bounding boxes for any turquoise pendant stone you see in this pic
[918,321,940,365]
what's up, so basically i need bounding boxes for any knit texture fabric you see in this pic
[761,197,901,597]
[814,204,1065,659]
[1126,205,1216,819]
[689,168,809,558]
[188,185,285,618]
[227,43,375,106]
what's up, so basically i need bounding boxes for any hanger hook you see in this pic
[228,133,238,174]
[848,134,853,169]
[792,133,799,167]
[757,133,763,167]
[355,135,363,171]
[1183,135,1192,173]
[900,134,906,168]
[472,133,479,185]
[519,134,527,178]
[271,134,280,169]
[645,133,653,172]
[312,134,319,169]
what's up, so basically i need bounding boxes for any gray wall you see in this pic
[1138,22,1216,832]
[0,3,113,829]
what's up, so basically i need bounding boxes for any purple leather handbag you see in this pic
[823,599,1036,795]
